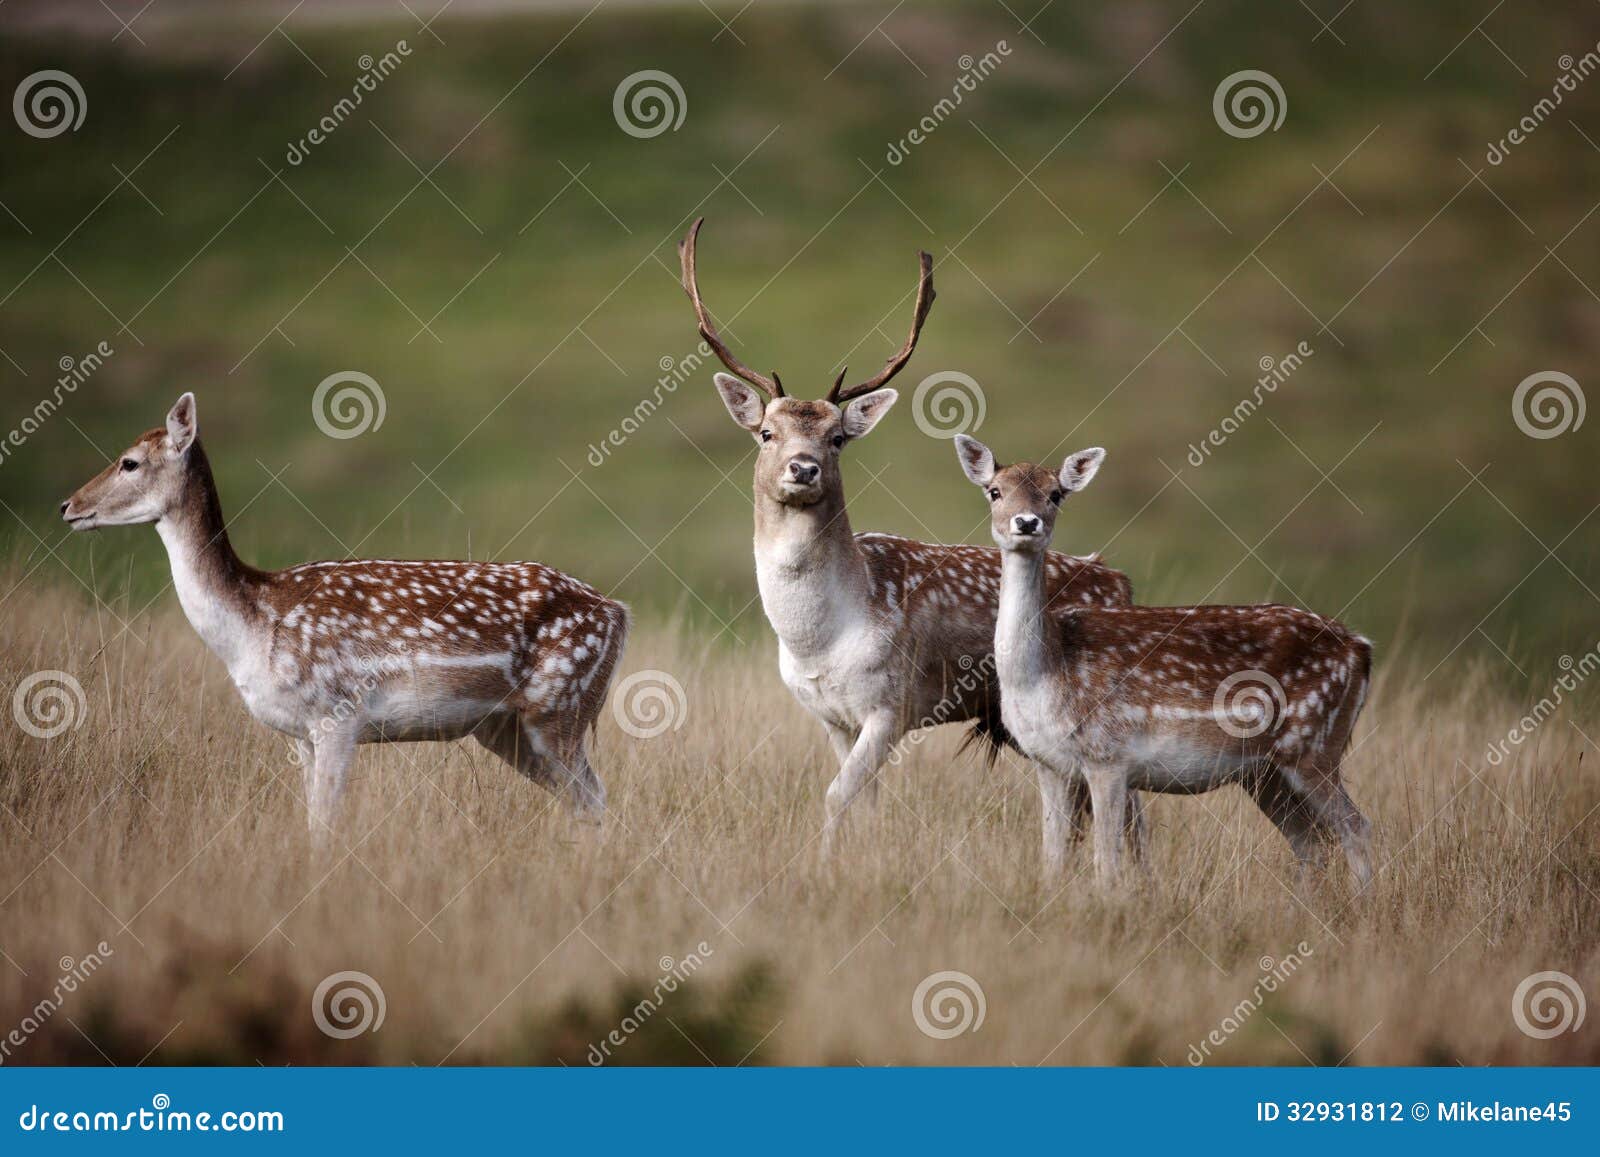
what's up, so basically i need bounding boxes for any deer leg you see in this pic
[474,713,559,790]
[1295,771,1372,891]
[1244,766,1337,878]
[1063,773,1092,844]
[474,713,606,823]
[545,739,606,824]
[1124,789,1150,866]
[1082,764,1128,885]
[291,738,315,800]
[1036,768,1074,878]
[824,721,876,804]
[307,724,357,845]
[821,713,897,858]
[1064,776,1146,863]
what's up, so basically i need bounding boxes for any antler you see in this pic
[678,217,783,399]
[827,249,936,405]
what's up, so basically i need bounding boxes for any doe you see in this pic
[61,393,628,839]
[954,433,1373,886]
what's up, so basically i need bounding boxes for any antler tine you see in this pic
[678,217,783,399]
[827,249,936,405]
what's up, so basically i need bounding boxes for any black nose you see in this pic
[59,501,69,514]
[1014,515,1040,535]
[788,460,819,484]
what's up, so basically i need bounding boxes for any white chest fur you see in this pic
[756,543,890,730]
[157,519,300,732]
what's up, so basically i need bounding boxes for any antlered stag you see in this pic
[681,219,1141,862]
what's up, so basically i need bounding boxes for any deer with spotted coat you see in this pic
[681,219,1144,861]
[954,433,1374,886]
[61,393,627,840]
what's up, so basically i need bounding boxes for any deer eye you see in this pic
[759,429,773,443]
[987,487,1001,502]
[1049,489,1063,504]
[120,458,140,472]
[831,434,845,449]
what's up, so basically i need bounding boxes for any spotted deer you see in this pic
[954,434,1373,886]
[61,393,627,839]
[680,219,1142,859]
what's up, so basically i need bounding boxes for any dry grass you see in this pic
[1,573,1597,1066]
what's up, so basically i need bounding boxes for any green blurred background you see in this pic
[1,0,1595,672]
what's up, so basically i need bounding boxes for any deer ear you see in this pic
[714,372,767,432]
[166,392,198,454]
[954,434,995,486]
[1059,447,1104,493]
[841,388,897,440]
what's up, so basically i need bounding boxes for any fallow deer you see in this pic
[680,219,1142,860]
[954,433,1373,886]
[61,393,627,839]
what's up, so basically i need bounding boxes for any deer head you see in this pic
[61,392,199,530]
[955,434,1104,553]
[680,218,934,507]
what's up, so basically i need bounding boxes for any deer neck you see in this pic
[153,441,261,668]
[752,486,872,658]
[995,547,1060,687]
